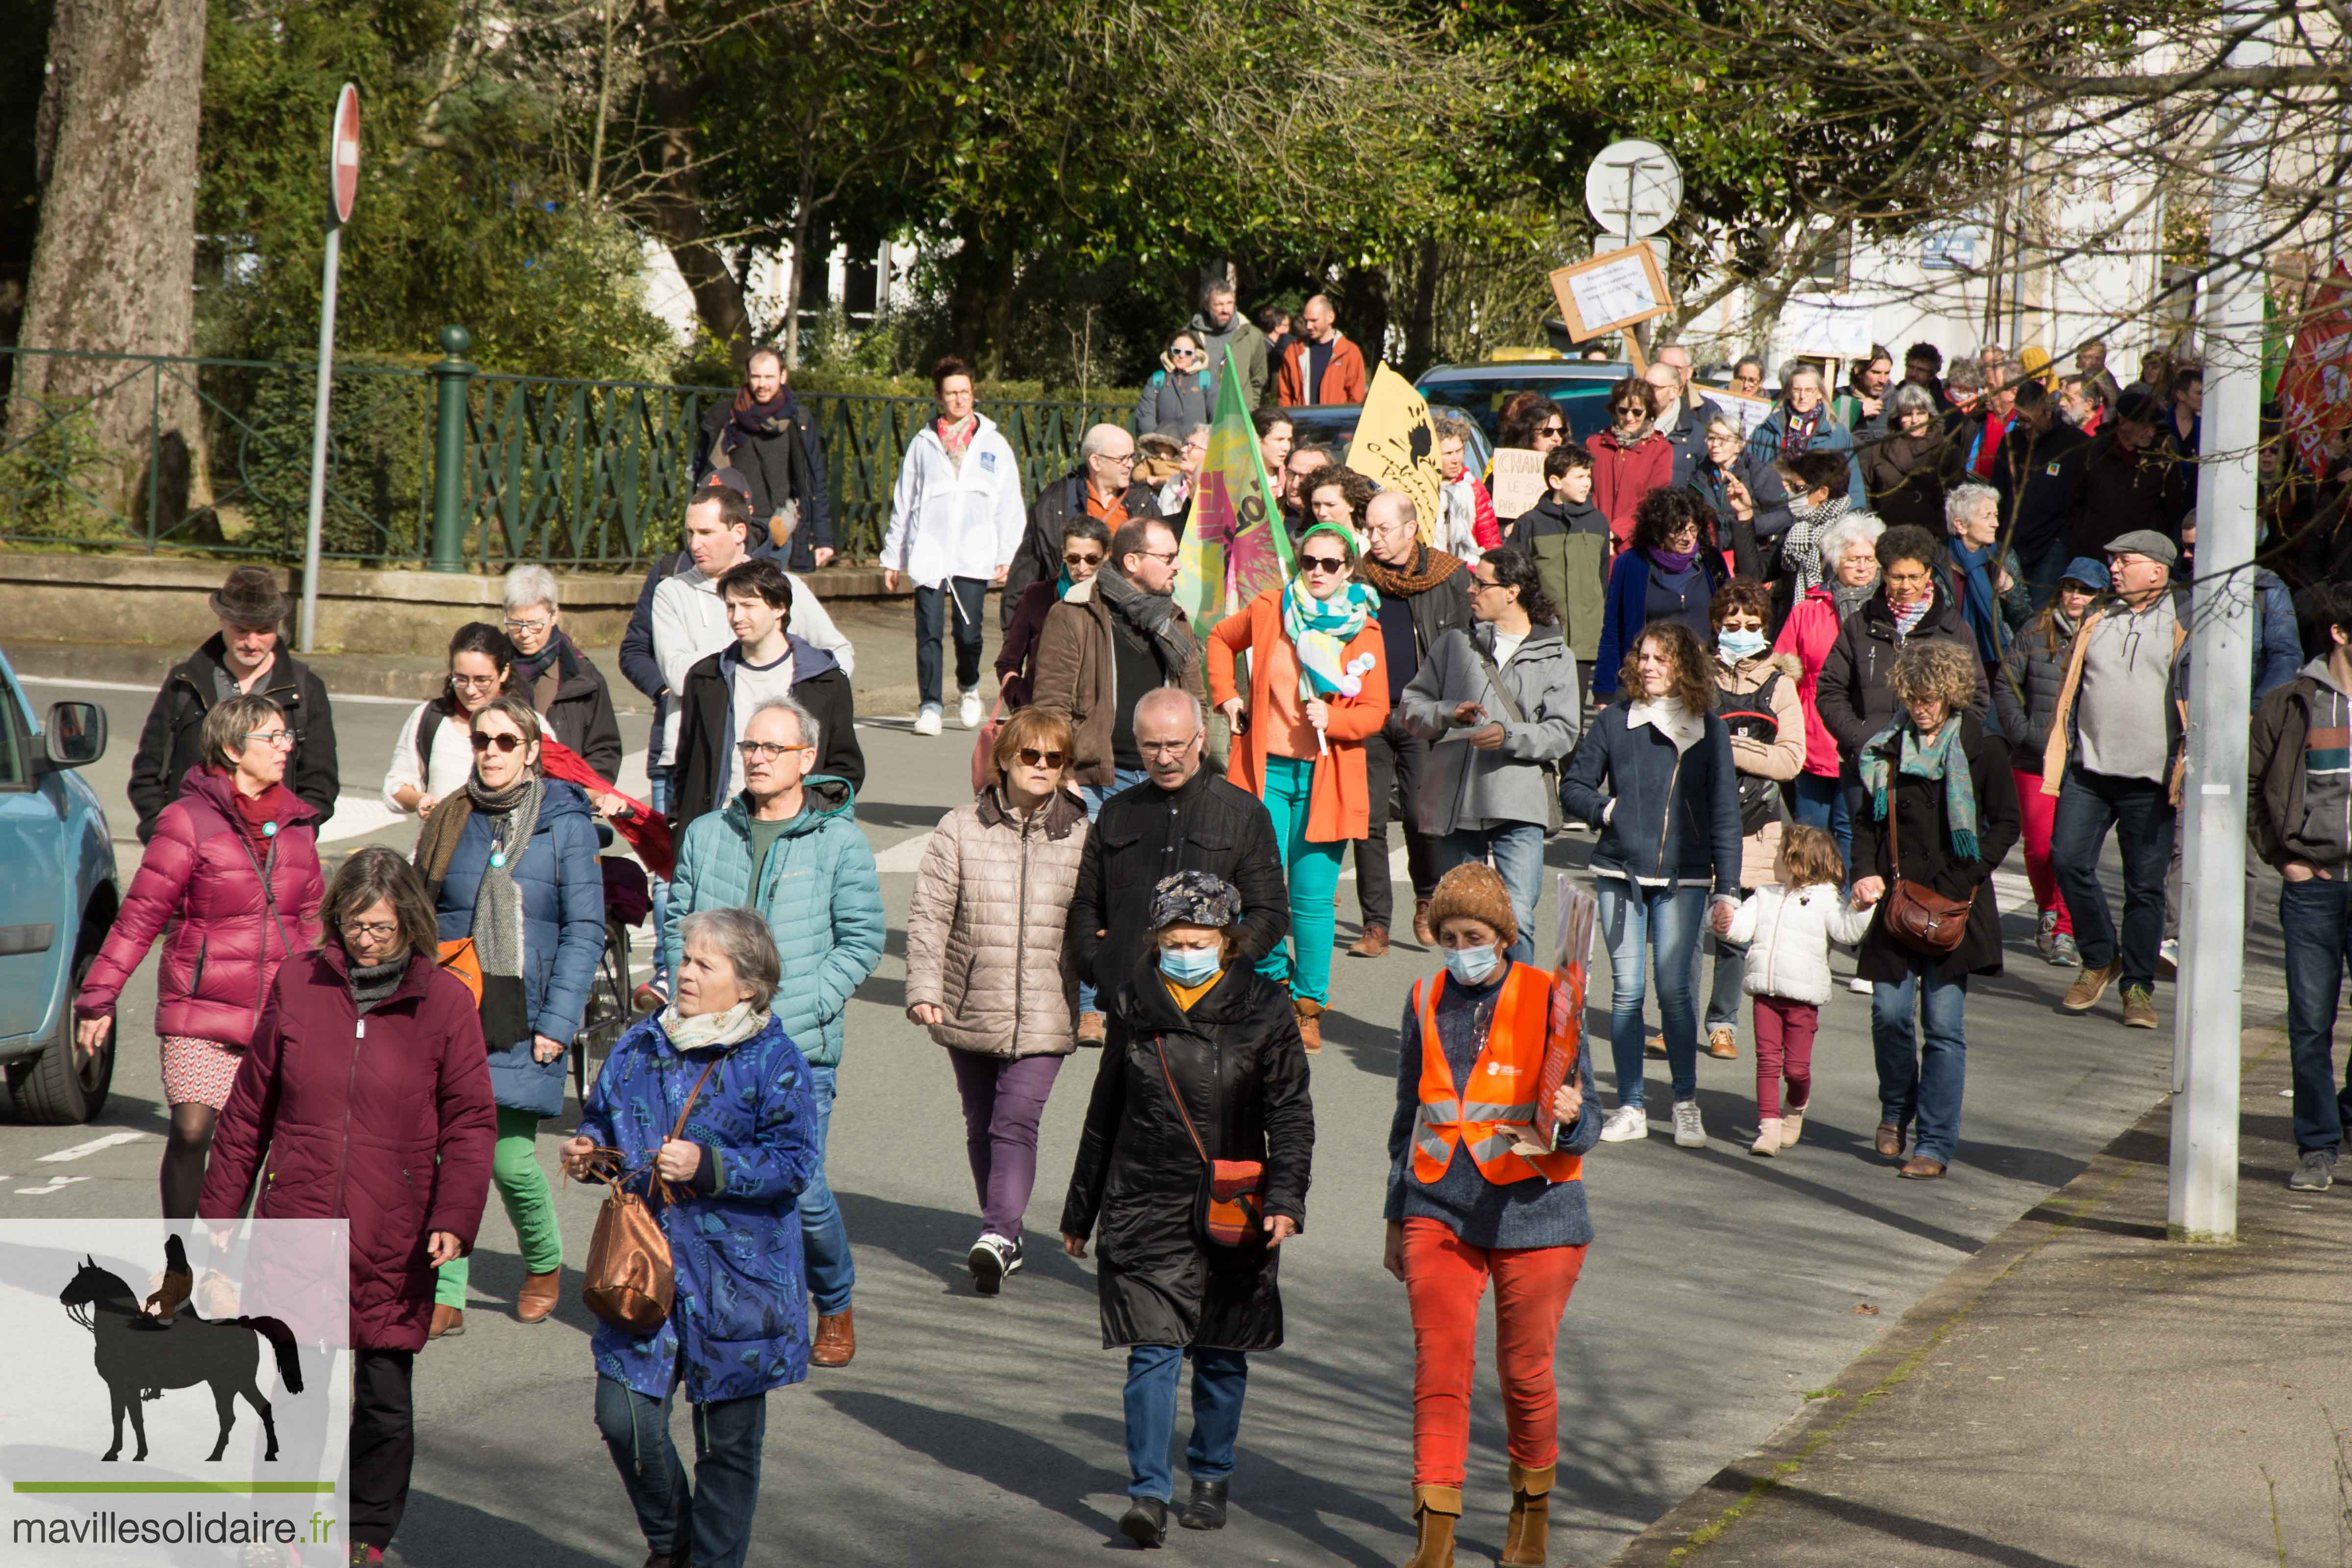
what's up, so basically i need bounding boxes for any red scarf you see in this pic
[936,413,978,463]
[217,769,295,848]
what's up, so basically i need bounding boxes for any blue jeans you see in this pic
[1077,768,1150,1016]
[1702,927,1747,1032]
[1124,1345,1249,1502]
[1596,880,1708,1108]
[1790,772,1851,881]
[2050,763,2175,990]
[646,765,674,989]
[914,577,989,708]
[594,1372,768,1568]
[801,1064,855,1315]
[1871,956,1970,1164]
[1437,823,1546,965]
[2281,877,2352,1154]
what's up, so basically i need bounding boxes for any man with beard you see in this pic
[695,348,833,571]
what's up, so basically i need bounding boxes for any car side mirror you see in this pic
[44,701,106,769]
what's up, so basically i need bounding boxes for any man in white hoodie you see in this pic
[882,356,1029,735]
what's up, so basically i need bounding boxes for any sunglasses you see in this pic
[1539,422,1566,436]
[1015,747,1068,769]
[1299,554,1349,573]
[469,731,525,754]
[1063,551,1103,566]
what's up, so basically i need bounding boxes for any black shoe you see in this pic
[2288,1149,2338,1192]
[1178,1479,1228,1530]
[1119,1496,1168,1548]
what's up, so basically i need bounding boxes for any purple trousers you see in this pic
[947,1051,1065,1242]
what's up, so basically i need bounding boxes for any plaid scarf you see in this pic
[1858,717,1979,862]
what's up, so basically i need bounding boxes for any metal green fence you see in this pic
[0,329,1130,570]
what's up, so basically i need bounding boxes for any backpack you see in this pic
[1713,669,1788,837]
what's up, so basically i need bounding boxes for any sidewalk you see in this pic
[1616,1021,2352,1568]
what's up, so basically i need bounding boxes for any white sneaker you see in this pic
[912,704,943,736]
[968,1233,1018,1297]
[1598,1103,1648,1142]
[958,688,983,731]
[1848,976,1873,995]
[1672,1099,1707,1148]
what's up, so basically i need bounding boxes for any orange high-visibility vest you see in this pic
[1411,963,1583,1186]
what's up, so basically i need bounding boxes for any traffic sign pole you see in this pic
[299,85,361,655]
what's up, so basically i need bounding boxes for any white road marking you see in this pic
[871,833,938,873]
[18,675,420,707]
[37,1130,153,1162]
[15,1176,90,1196]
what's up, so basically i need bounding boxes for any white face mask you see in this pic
[1718,628,1767,662]
[1442,944,1501,985]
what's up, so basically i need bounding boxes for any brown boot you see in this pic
[1412,898,1437,947]
[1401,1485,1460,1568]
[1499,1462,1554,1565]
[429,1304,465,1340]
[1349,925,1391,958]
[516,1269,561,1323]
[812,1307,856,1367]
[1077,1011,1107,1047]
[1294,997,1324,1054]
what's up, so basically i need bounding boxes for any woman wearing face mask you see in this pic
[1061,873,1314,1548]
[415,694,605,1336]
[1560,623,1743,1149]
[906,709,1090,1294]
[1749,362,1862,507]
[1384,863,1600,1568]
[1773,514,1887,871]
[1587,379,1673,550]
[1592,486,1727,702]
[383,622,514,822]
[1847,640,2020,1178]
[995,517,1109,710]
[1207,520,1390,1052]
[1992,557,2107,967]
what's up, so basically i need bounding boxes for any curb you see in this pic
[1610,1019,2287,1567]
[5,641,648,711]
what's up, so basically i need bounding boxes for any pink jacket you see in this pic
[1773,588,1847,781]
[79,767,324,1048]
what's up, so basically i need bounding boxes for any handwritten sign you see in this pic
[1779,292,1877,358]
[1548,245,1674,343]
[1697,385,1774,442]
[1352,365,1444,542]
[1489,447,1547,520]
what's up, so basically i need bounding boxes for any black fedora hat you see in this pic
[209,566,290,626]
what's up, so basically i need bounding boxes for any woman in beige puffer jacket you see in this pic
[906,708,1091,1295]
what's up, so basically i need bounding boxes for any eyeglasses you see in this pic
[737,740,812,761]
[1538,422,1566,437]
[1063,551,1104,567]
[450,673,501,690]
[502,616,552,635]
[1613,404,1646,418]
[1718,617,1764,632]
[1015,747,1068,769]
[341,920,399,943]
[1299,554,1349,574]
[244,729,296,749]
[1470,577,1504,594]
[1133,548,1180,565]
[469,732,525,754]
[1100,452,1137,467]
[1138,737,1196,757]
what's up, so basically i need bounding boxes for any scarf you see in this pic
[1625,694,1705,754]
[1831,574,1880,626]
[1355,544,1462,598]
[1892,586,1934,638]
[1858,717,1979,861]
[510,629,564,690]
[1281,575,1380,700]
[935,413,978,474]
[1645,544,1699,575]
[728,388,794,446]
[1950,538,2002,662]
[349,953,409,1017]
[1780,494,1852,594]
[222,775,294,850]
[659,998,767,1054]
[415,773,542,1046]
[1779,403,1822,458]
[1094,563,1198,679]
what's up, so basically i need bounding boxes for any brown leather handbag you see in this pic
[578,1058,720,1335]
[1880,796,1974,957]
[1154,1033,1267,1250]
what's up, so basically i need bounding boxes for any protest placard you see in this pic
[1778,292,1878,359]
[1353,365,1444,541]
[1547,244,1674,370]
[1697,384,1774,442]
[1489,447,1547,520]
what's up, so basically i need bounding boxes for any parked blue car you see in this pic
[0,649,119,1121]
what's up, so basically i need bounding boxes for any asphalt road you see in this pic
[2,664,2281,1568]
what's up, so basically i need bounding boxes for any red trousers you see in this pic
[1401,1217,1586,1488]
[1752,995,1819,1118]
[2012,767,2073,935]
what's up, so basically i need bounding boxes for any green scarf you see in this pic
[1279,575,1379,700]
[1857,718,1979,862]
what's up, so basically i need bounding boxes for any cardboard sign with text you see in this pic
[1352,365,1444,541]
[1489,447,1547,520]
[1698,385,1775,442]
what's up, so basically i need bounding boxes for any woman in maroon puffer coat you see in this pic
[76,691,325,1218]
[201,847,496,1566]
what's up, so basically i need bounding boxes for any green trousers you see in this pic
[436,1105,563,1308]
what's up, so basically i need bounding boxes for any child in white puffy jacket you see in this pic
[1722,825,1875,1156]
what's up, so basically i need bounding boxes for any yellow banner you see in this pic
[1351,364,1443,541]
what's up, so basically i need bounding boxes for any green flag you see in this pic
[1174,346,1291,624]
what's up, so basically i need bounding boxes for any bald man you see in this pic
[1273,293,1370,405]
[1003,422,1163,628]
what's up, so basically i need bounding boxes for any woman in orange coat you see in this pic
[1208,520,1390,1051]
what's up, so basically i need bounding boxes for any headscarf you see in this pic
[1280,535,1380,702]
[1859,715,1979,862]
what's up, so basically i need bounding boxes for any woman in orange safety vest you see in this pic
[1384,862,1601,1568]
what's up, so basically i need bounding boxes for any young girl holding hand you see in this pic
[1722,825,1875,1156]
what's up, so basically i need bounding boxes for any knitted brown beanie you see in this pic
[1428,863,1519,947]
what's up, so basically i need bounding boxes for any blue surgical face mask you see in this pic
[1159,945,1221,985]
[1718,628,1767,662]
[1443,944,1501,985]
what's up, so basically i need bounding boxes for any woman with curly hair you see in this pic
[1846,638,2020,1179]
[1592,486,1728,700]
[1302,463,1379,545]
[1560,621,1744,1149]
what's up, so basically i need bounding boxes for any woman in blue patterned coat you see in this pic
[564,907,821,1568]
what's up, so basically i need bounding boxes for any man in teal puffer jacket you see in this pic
[665,694,884,1368]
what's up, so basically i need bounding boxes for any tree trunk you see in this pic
[1339,265,1392,371]
[944,221,1016,379]
[13,0,210,529]
[1402,239,1441,378]
[637,0,749,368]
